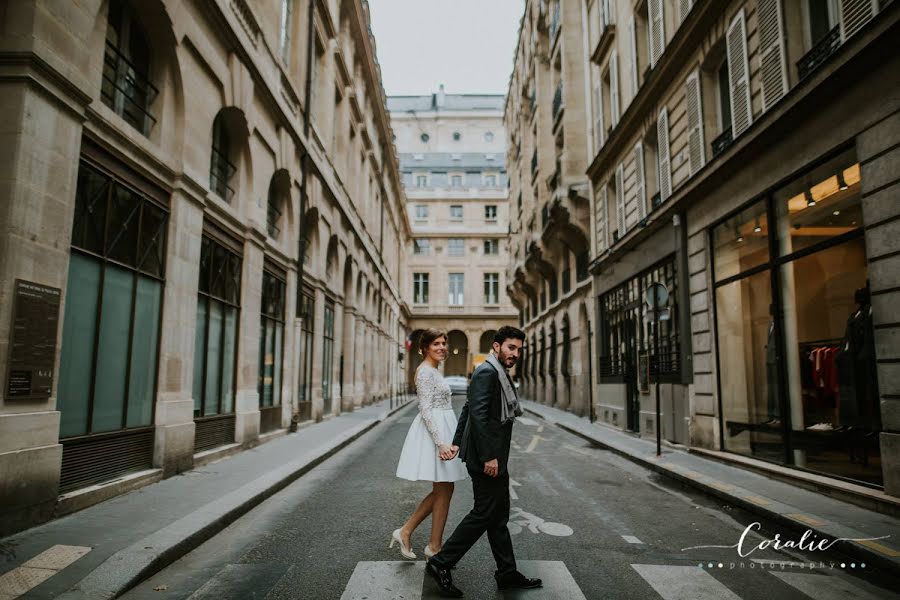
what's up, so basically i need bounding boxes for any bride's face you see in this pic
[425,336,448,362]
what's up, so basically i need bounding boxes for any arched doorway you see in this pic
[407,329,425,390]
[445,330,469,376]
[479,330,497,353]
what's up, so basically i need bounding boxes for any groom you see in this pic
[426,326,542,597]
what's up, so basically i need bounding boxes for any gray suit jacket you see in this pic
[452,362,514,476]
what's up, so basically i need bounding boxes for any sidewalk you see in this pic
[0,397,414,600]
[522,400,900,574]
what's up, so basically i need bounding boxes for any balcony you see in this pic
[552,83,564,123]
[797,26,841,81]
[711,127,733,159]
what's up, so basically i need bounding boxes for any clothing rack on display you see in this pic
[799,338,844,431]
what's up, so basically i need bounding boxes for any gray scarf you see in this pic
[486,353,522,425]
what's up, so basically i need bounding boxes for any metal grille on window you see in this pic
[210,114,237,202]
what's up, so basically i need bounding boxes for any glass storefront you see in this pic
[713,149,881,486]
[322,302,335,415]
[258,268,285,433]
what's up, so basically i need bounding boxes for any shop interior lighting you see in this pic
[735,226,743,243]
[753,217,762,233]
[837,172,849,191]
[805,189,816,207]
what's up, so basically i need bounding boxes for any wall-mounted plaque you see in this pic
[6,279,60,401]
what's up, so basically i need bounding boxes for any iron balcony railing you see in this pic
[797,26,841,81]
[552,83,564,120]
[210,146,237,203]
[711,126,734,159]
[101,39,159,136]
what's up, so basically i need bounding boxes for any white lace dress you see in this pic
[395,365,468,482]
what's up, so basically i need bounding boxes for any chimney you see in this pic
[436,84,446,109]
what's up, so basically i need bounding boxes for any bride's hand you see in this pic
[438,444,454,460]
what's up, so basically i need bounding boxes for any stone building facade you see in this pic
[505,0,597,418]
[507,0,900,496]
[584,0,899,494]
[0,0,411,534]
[388,89,518,382]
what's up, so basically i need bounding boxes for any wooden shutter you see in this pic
[839,0,878,41]
[657,107,672,200]
[610,50,620,126]
[648,0,665,67]
[758,0,788,112]
[594,83,604,149]
[634,142,647,220]
[685,71,705,175]
[628,15,639,95]
[599,185,609,250]
[679,0,693,24]
[615,163,625,236]
[726,10,752,137]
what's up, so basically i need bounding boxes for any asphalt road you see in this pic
[123,395,900,599]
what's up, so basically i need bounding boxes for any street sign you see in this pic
[645,282,669,310]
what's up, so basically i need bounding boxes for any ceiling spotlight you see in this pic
[837,172,849,191]
[833,210,841,216]
[805,189,816,207]
[453,348,459,355]
[753,217,762,233]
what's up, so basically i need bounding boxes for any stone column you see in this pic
[234,234,265,444]
[330,298,344,416]
[310,286,326,420]
[341,308,356,411]
[153,190,204,475]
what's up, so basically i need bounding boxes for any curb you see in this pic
[524,407,900,575]
[58,400,415,599]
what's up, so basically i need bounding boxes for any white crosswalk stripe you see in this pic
[631,565,742,600]
[770,572,888,600]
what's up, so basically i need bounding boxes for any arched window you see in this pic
[561,316,571,378]
[102,0,158,135]
[267,179,283,239]
[210,114,236,202]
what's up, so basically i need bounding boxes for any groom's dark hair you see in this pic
[494,326,525,345]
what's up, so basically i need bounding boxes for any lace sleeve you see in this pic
[415,368,444,447]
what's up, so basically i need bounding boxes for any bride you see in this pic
[391,329,468,560]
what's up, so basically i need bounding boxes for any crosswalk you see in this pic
[338,560,895,600]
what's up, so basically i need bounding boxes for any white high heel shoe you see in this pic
[424,544,437,559]
[389,528,416,560]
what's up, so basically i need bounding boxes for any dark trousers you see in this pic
[430,466,517,576]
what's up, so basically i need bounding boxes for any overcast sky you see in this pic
[367,0,525,97]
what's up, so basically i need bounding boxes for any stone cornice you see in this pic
[0,51,91,119]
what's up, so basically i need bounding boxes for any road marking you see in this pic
[508,507,574,537]
[509,477,521,500]
[0,545,91,599]
[517,416,540,426]
[537,424,545,432]
[622,535,644,544]
[785,513,825,527]
[771,572,886,600]
[855,539,900,557]
[340,561,586,599]
[631,564,742,600]
[744,494,772,506]
[340,561,423,600]
[524,434,548,453]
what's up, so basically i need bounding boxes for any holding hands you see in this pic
[438,444,459,461]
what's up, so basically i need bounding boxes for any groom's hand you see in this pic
[483,459,499,477]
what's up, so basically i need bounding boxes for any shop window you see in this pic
[297,290,315,415]
[713,150,880,485]
[548,326,557,376]
[598,256,680,381]
[258,269,285,416]
[561,317,571,378]
[101,0,158,135]
[322,302,335,414]
[58,160,167,438]
[192,234,241,420]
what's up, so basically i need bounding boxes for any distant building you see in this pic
[389,87,517,381]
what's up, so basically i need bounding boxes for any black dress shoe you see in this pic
[495,571,543,590]
[426,560,464,597]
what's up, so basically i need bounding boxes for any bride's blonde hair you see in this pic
[418,328,447,357]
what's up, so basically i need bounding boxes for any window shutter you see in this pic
[628,16,639,95]
[679,0,693,24]
[648,0,665,67]
[594,84,604,148]
[685,71,705,175]
[726,10,752,137]
[757,0,788,112]
[599,185,609,250]
[610,50,620,126]
[615,163,625,236]
[839,0,878,41]
[657,107,672,200]
[634,142,647,220]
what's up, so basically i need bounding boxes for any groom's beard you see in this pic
[498,352,518,368]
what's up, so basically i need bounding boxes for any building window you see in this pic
[485,205,498,220]
[322,302,335,413]
[413,239,431,254]
[449,273,465,305]
[549,275,559,304]
[598,256,680,381]
[101,0,158,136]
[279,0,293,62]
[484,273,499,304]
[210,113,237,202]
[484,174,497,187]
[258,269,286,411]
[485,131,495,142]
[297,290,314,411]
[57,160,167,439]
[420,132,430,143]
[450,205,463,220]
[451,174,463,188]
[415,204,429,219]
[484,239,499,255]
[414,273,429,304]
[266,178,284,239]
[192,235,241,420]
[416,175,428,188]
[448,238,465,257]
